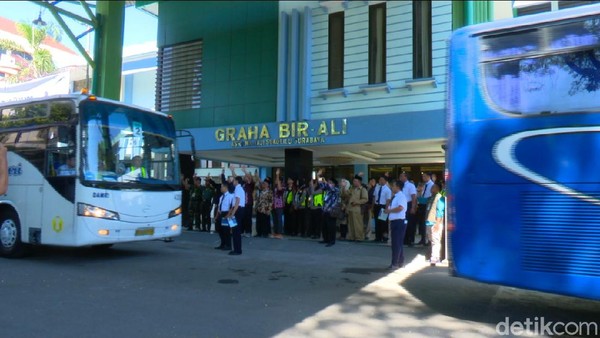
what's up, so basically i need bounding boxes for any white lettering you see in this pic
[496,317,599,337]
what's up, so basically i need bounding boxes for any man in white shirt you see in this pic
[421,172,433,199]
[399,172,418,246]
[227,175,246,255]
[417,172,434,245]
[215,183,234,251]
[384,180,408,270]
[373,175,392,242]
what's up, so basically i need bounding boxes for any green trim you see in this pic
[93,1,125,99]
[473,1,493,24]
[454,1,494,29]
[135,1,157,8]
[466,1,474,25]
[452,1,466,30]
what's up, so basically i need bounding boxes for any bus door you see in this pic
[176,130,197,180]
[2,128,47,245]
[42,126,76,245]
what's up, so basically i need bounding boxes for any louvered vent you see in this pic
[521,191,600,277]
[155,40,202,113]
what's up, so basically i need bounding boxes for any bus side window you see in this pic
[49,101,74,122]
[0,131,18,151]
[47,126,74,148]
[15,128,47,174]
[46,126,75,177]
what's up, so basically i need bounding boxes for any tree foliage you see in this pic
[2,21,58,83]
[0,39,27,54]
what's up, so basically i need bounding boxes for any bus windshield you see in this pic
[80,100,179,190]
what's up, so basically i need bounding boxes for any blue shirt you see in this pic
[323,185,340,213]
[425,195,446,226]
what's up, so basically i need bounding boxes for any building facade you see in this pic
[120,41,157,111]
[155,0,495,181]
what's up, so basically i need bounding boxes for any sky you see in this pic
[0,0,158,52]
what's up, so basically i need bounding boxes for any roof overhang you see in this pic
[133,0,158,17]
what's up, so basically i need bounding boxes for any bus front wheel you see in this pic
[0,210,24,258]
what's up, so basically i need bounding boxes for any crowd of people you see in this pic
[180,165,446,268]
[0,140,446,268]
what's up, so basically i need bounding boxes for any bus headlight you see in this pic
[77,203,120,220]
[168,207,182,218]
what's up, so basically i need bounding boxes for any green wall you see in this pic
[158,1,279,128]
[452,1,494,30]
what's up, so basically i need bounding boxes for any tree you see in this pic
[2,21,57,83]
[0,39,27,55]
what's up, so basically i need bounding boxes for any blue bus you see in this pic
[447,4,600,300]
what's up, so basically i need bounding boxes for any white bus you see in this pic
[0,93,182,257]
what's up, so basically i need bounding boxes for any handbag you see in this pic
[228,217,238,227]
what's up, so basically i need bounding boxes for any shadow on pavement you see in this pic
[400,263,600,334]
[274,242,600,338]
[23,241,158,263]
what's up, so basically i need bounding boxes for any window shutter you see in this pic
[155,40,203,113]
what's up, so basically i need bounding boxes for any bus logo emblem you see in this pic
[8,163,22,176]
[52,216,64,233]
[493,126,600,206]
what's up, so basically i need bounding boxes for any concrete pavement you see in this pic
[0,231,598,338]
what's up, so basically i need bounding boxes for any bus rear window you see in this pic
[480,18,600,115]
[483,48,600,115]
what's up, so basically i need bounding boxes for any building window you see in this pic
[155,39,203,112]
[514,1,552,16]
[369,3,386,84]
[558,0,600,9]
[413,1,432,79]
[514,1,600,16]
[328,11,344,89]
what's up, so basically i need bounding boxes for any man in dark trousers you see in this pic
[181,176,192,230]
[214,183,233,251]
[227,168,246,255]
[308,171,325,240]
[373,175,392,242]
[200,178,215,232]
[400,172,418,246]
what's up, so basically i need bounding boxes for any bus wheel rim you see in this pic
[0,219,17,248]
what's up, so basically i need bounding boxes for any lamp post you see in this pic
[32,9,47,27]
[32,8,47,46]
[31,9,46,77]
